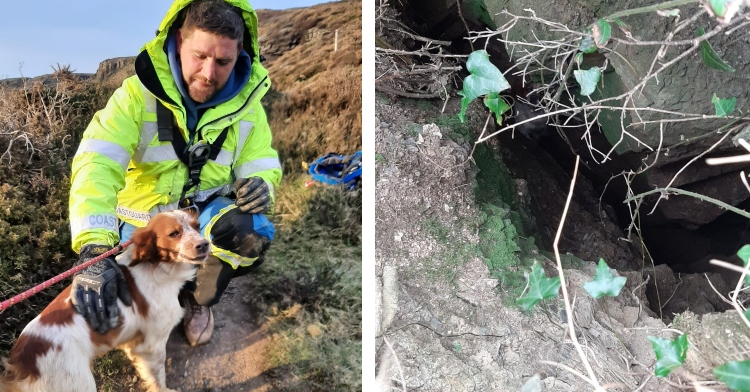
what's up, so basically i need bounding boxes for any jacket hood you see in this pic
[136,0,269,118]
[154,0,261,59]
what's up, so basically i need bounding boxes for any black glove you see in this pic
[234,177,270,214]
[71,244,132,334]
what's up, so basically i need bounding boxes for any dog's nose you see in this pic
[196,240,209,253]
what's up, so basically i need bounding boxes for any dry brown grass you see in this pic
[258,0,362,173]
[0,76,102,358]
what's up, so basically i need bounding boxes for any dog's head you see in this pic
[130,210,210,266]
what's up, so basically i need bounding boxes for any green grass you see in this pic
[399,97,435,112]
[248,183,362,391]
[473,143,518,210]
[423,217,450,243]
[426,114,474,143]
[376,92,392,105]
[94,351,139,391]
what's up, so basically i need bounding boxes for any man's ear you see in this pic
[176,29,183,51]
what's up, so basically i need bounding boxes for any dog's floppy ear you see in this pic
[183,207,199,220]
[130,226,156,267]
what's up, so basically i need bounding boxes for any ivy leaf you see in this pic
[705,0,743,23]
[574,67,601,96]
[745,308,750,322]
[575,52,584,65]
[712,94,736,117]
[583,258,627,298]
[737,244,750,286]
[484,92,511,125]
[593,19,611,47]
[697,27,735,73]
[648,334,688,378]
[707,0,729,18]
[579,27,597,54]
[457,50,511,123]
[737,244,750,264]
[714,360,750,391]
[517,264,561,312]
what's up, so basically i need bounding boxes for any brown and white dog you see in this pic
[0,210,209,392]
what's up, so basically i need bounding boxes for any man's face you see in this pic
[176,28,241,103]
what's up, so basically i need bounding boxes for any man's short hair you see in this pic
[181,0,245,49]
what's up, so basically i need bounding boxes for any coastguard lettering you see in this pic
[116,206,151,222]
[87,214,118,230]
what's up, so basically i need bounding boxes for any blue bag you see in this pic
[308,151,362,189]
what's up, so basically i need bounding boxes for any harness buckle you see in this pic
[178,195,199,215]
[188,142,211,168]
[178,142,211,213]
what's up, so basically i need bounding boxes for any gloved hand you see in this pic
[234,177,270,214]
[71,244,132,334]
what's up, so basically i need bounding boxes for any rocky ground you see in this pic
[373,95,749,391]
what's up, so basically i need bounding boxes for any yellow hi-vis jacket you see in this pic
[69,0,282,253]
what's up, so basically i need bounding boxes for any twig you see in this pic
[659,274,682,311]
[393,28,452,46]
[456,0,473,52]
[538,360,598,387]
[553,155,606,391]
[741,171,750,194]
[648,124,737,214]
[705,154,750,165]
[376,47,468,58]
[625,187,750,220]
[375,84,441,99]
[383,336,407,392]
[709,259,750,329]
[605,0,699,20]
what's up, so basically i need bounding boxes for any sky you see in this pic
[0,0,332,79]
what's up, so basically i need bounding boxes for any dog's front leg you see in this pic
[124,344,174,392]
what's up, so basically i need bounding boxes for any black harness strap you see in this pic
[155,99,230,207]
[156,100,174,143]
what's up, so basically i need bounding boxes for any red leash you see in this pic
[0,240,133,314]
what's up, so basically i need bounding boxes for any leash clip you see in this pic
[178,196,199,215]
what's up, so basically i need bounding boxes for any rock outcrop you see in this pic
[94,56,135,85]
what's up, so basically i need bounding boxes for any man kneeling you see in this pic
[67,0,281,346]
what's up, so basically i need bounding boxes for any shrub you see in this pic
[0,76,101,356]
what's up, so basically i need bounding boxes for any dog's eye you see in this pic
[192,223,200,231]
[169,230,180,238]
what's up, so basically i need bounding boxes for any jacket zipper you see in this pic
[198,75,270,138]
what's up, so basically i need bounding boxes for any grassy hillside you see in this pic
[0,1,361,390]
[258,0,362,174]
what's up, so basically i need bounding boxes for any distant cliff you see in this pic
[94,56,136,87]
[0,56,135,90]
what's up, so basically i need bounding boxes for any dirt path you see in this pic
[165,273,270,392]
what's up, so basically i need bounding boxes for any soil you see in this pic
[165,273,270,392]
[373,94,745,391]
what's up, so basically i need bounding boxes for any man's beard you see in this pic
[188,77,222,103]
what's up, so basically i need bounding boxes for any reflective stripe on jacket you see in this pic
[69,0,282,252]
